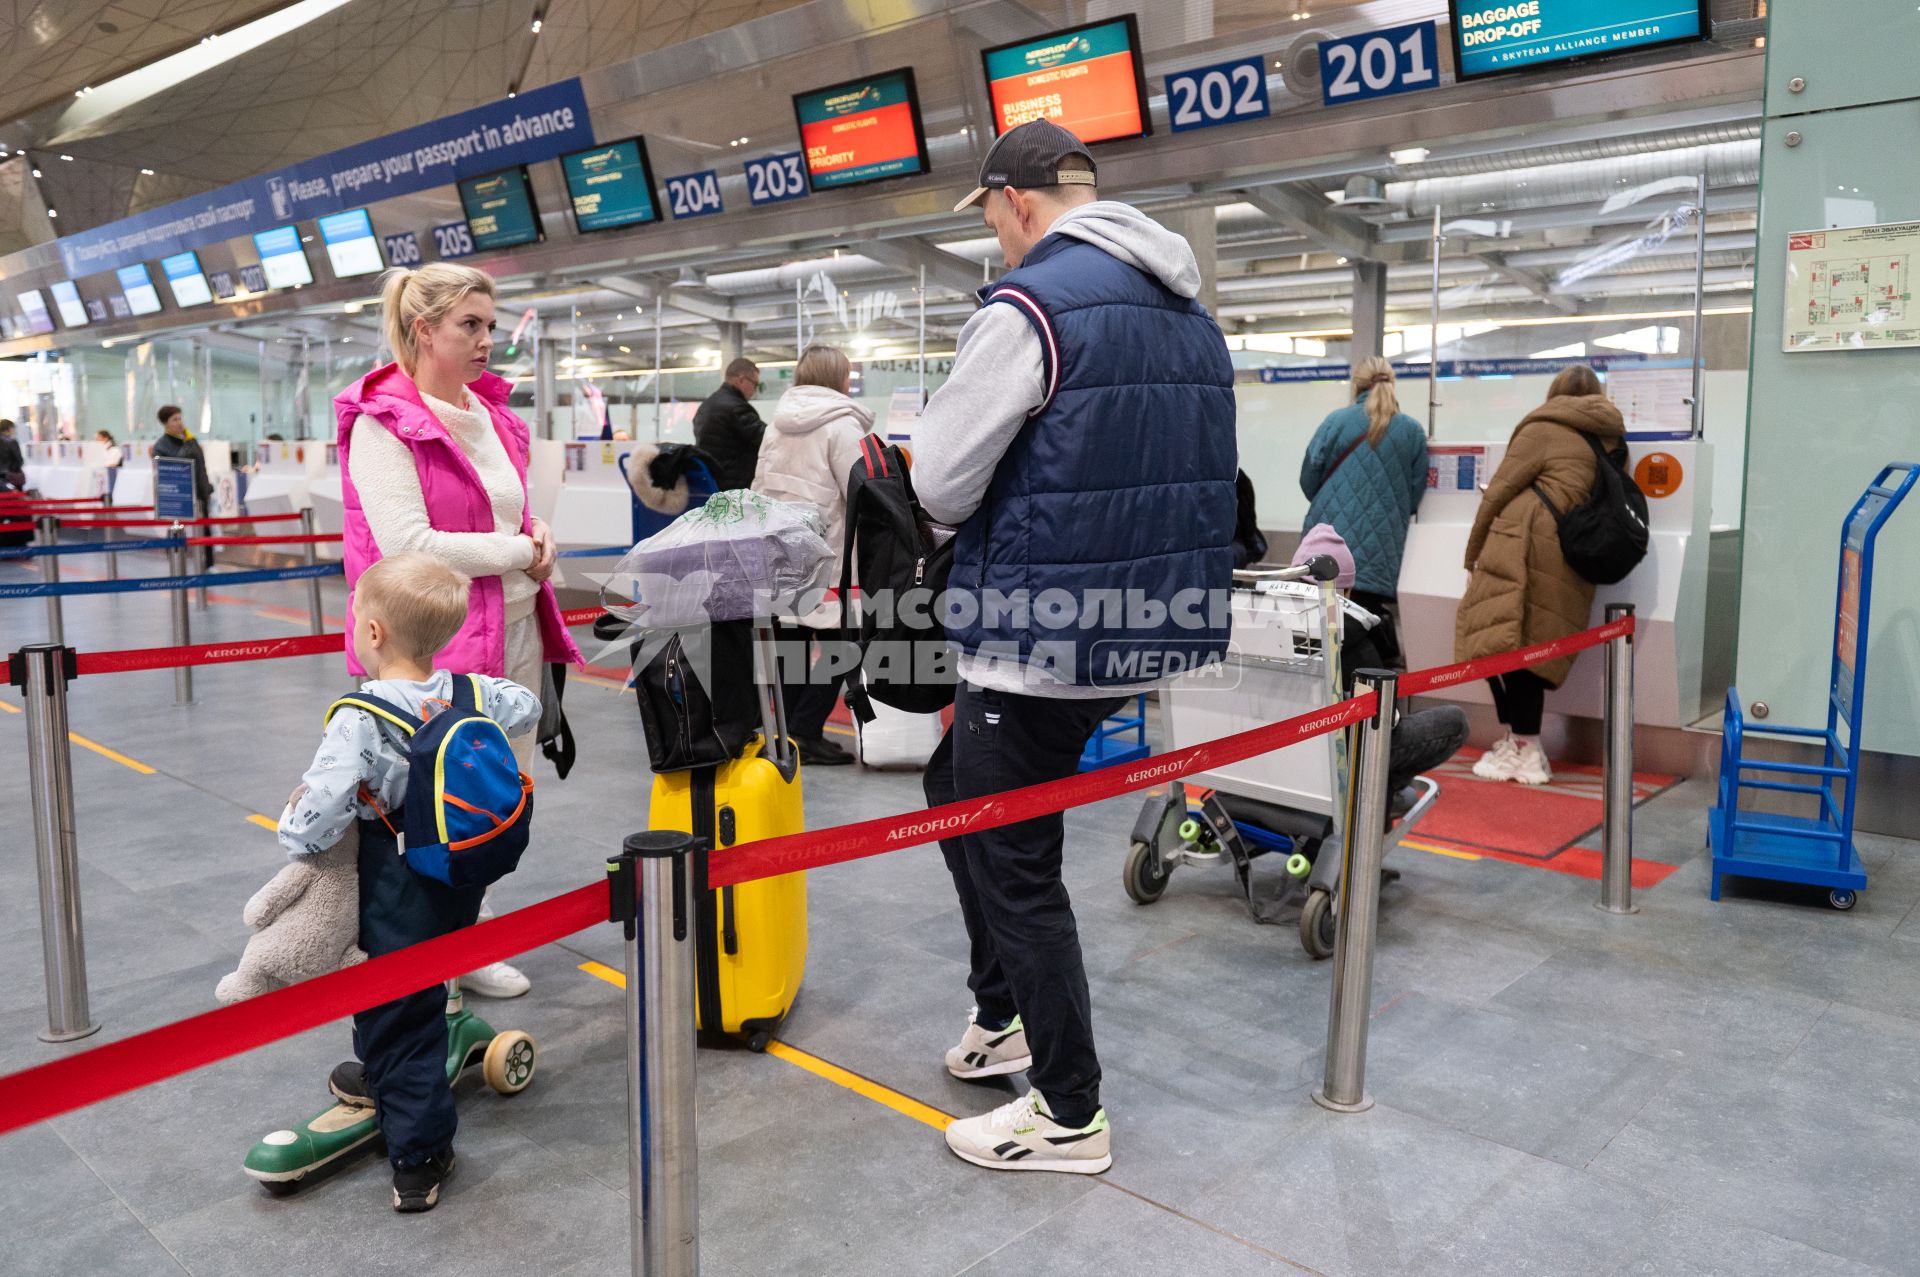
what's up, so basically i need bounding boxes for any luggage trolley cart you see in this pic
[1709,463,1918,909]
[1124,561,1440,958]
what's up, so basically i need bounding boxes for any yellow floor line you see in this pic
[67,732,156,775]
[823,723,855,739]
[247,813,279,832]
[1400,837,1481,862]
[0,699,18,714]
[576,961,955,1131]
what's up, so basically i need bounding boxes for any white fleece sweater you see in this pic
[348,387,538,613]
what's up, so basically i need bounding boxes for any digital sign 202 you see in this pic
[792,68,931,190]
[980,16,1151,144]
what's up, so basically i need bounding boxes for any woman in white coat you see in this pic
[752,344,871,766]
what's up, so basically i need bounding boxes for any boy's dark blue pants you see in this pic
[353,821,484,1171]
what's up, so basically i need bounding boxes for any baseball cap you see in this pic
[954,119,1098,212]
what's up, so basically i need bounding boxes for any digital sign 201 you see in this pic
[980,16,1151,144]
[1448,0,1709,79]
[792,68,931,190]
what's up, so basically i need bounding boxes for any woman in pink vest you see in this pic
[335,262,582,998]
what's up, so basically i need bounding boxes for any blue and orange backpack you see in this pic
[326,673,534,889]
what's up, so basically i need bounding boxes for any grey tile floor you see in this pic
[2,564,1918,1276]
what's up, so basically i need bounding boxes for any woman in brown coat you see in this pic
[1454,364,1625,785]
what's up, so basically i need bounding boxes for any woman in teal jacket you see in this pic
[1299,357,1429,666]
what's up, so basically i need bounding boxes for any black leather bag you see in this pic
[598,615,760,773]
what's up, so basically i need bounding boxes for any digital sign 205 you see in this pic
[1449,0,1709,79]
[792,68,931,190]
[980,16,1151,143]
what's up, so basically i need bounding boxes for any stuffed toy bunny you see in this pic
[215,824,366,1004]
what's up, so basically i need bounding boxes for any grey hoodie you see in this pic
[912,200,1213,698]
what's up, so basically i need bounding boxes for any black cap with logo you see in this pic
[954,118,1098,212]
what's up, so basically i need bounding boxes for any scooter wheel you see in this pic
[1124,840,1171,905]
[1300,890,1336,960]
[260,1177,302,1198]
[1177,819,1203,844]
[482,1030,537,1095]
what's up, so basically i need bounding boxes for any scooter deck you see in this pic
[243,1007,499,1190]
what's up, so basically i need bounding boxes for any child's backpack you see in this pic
[839,435,957,722]
[326,673,534,889]
[1533,432,1650,586]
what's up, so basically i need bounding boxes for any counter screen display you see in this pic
[457,167,544,251]
[980,16,1150,143]
[561,137,662,233]
[317,208,385,278]
[17,288,53,335]
[160,250,213,307]
[49,281,87,328]
[117,263,164,315]
[252,225,315,289]
[1449,0,1708,78]
[792,68,930,190]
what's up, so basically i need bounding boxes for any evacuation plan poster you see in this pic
[1783,221,1920,352]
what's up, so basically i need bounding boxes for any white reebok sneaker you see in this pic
[945,1009,1032,1079]
[1471,737,1519,780]
[1507,739,1553,786]
[944,1090,1111,1174]
[460,961,530,998]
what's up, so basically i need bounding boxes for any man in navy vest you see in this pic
[914,120,1237,1174]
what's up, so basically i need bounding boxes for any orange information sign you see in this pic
[980,17,1150,143]
[791,69,931,190]
[1632,452,1684,498]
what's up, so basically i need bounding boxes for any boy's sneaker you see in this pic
[392,1152,455,1213]
[944,1009,1031,1080]
[1507,739,1553,786]
[461,961,530,999]
[944,1090,1111,1174]
[1471,738,1518,780]
[327,1060,373,1108]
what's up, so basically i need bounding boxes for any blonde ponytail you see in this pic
[1351,355,1400,447]
[379,263,496,374]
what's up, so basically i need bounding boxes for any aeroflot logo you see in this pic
[1125,758,1189,786]
[1520,646,1554,663]
[202,643,286,660]
[1022,36,1092,68]
[888,802,1001,843]
[1424,667,1470,686]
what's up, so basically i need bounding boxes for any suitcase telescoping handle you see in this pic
[752,621,797,777]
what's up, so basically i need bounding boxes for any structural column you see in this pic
[1350,259,1389,361]
[716,320,746,370]
[534,336,558,440]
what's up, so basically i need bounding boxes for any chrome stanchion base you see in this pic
[1311,1088,1373,1114]
[1594,901,1641,916]
[37,1021,100,1044]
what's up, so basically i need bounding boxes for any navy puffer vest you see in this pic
[947,232,1238,687]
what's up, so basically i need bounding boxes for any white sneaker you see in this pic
[1507,739,1552,786]
[1472,737,1519,780]
[460,961,530,998]
[944,1090,1111,1174]
[945,1009,1032,1079]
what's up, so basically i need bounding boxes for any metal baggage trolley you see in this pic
[1124,562,1439,958]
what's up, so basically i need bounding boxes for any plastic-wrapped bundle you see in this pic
[600,489,835,628]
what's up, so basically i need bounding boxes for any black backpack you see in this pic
[839,436,957,722]
[1533,432,1649,586]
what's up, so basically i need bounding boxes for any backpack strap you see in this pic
[450,672,483,715]
[324,691,418,736]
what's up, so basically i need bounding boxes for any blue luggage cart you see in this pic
[1709,463,1918,909]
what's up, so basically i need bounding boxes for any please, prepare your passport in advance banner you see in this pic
[1447,0,1708,79]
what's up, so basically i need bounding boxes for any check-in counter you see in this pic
[550,440,638,550]
[243,440,332,512]
[21,440,108,499]
[1398,438,1713,730]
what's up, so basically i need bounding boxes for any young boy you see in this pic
[277,551,539,1212]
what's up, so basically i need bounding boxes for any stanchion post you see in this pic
[1314,669,1397,1114]
[611,830,701,1277]
[300,508,323,636]
[36,515,63,645]
[13,643,99,1043]
[168,524,193,704]
[1598,603,1639,915]
[193,496,209,611]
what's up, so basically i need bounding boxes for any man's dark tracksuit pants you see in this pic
[353,821,485,1170]
[924,683,1123,1122]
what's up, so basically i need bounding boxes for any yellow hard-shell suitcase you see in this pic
[648,735,807,1049]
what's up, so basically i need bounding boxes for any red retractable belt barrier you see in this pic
[74,632,343,676]
[0,521,32,534]
[58,513,308,529]
[0,615,1635,1137]
[184,533,341,548]
[0,884,607,1137]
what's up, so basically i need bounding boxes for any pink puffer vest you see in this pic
[334,363,582,678]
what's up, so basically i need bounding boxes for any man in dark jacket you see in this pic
[691,358,764,490]
[0,419,25,489]
[915,120,1237,1175]
[153,404,213,511]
